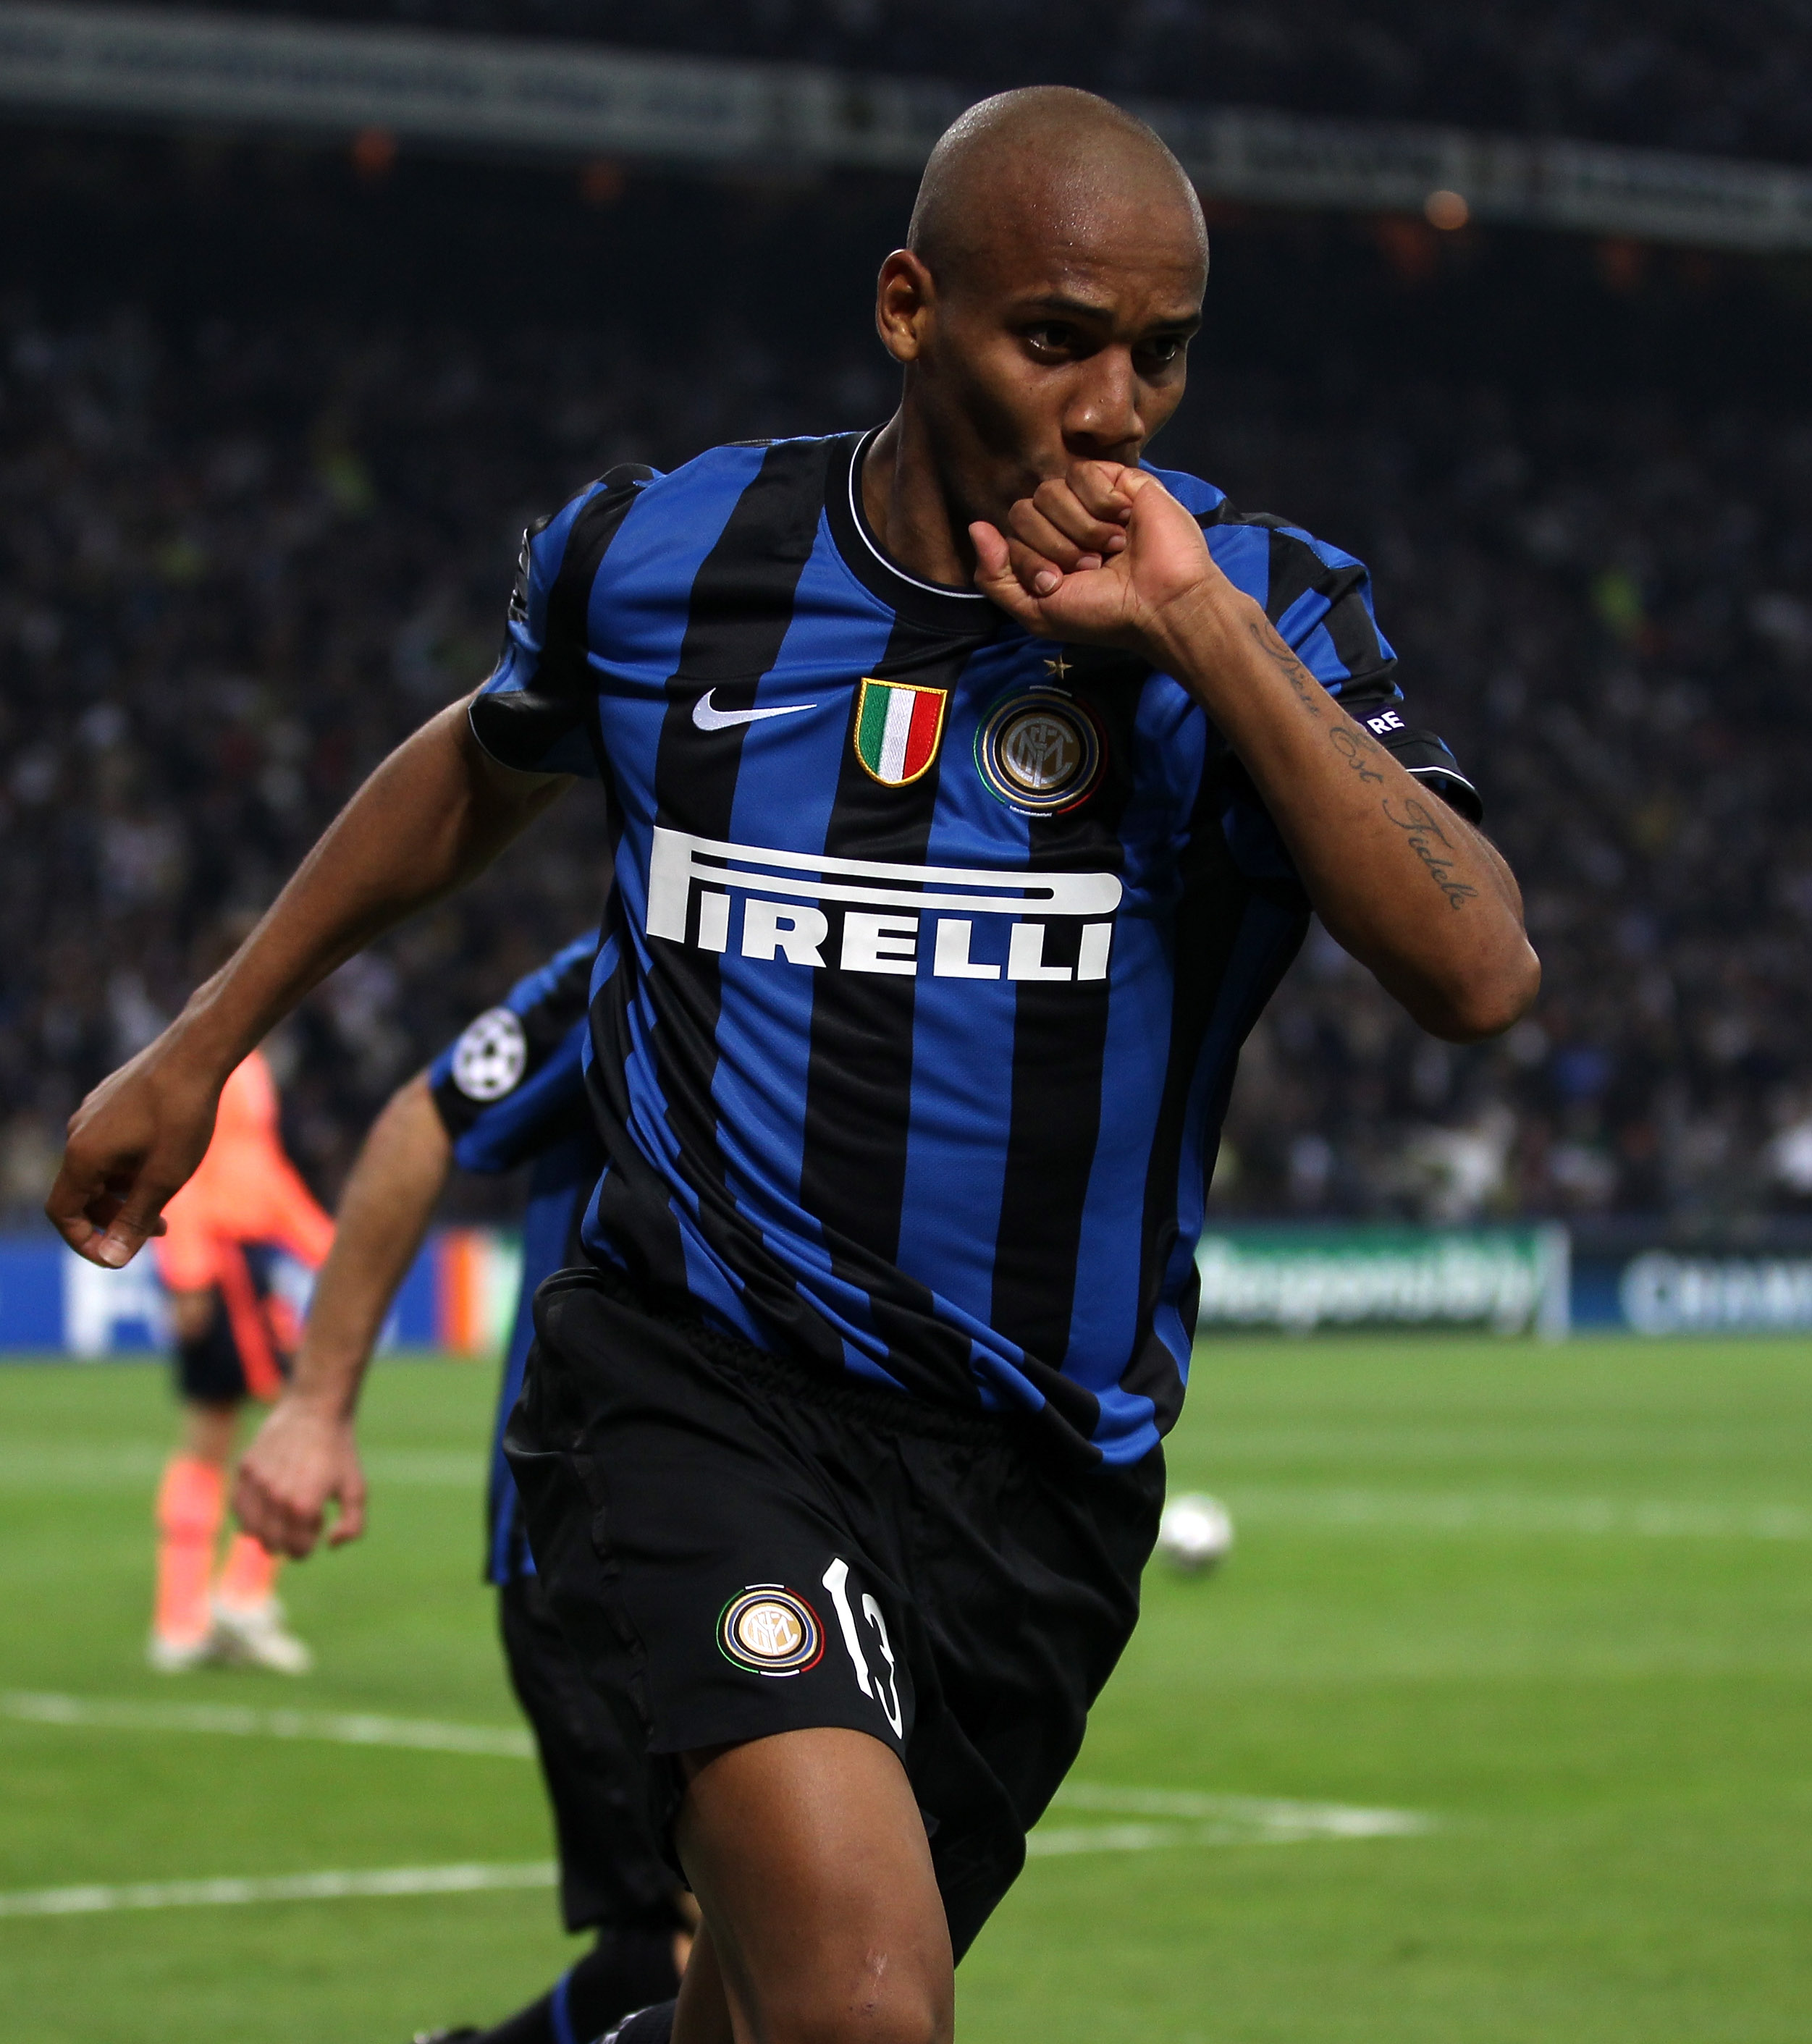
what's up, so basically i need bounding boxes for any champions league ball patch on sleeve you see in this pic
[976,688,1104,815]
[717,1587,825,1676]
[450,1007,529,1101]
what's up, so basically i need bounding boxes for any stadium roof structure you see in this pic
[5,1,1812,253]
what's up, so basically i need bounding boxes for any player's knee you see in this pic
[773,1964,950,2044]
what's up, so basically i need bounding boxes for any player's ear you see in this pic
[875,248,934,365]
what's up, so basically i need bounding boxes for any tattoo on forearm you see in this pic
[1383,797,1479,911]
[1247,619,1324,719]
[1247,628,1475,918]
[1330,726,1384,783]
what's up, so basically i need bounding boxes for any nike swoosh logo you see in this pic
[692,688,818,732]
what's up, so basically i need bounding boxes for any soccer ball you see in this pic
[1157,1492,1234,1574]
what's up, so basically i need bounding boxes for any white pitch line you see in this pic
[1029,1821,1391,1857]
[1,1695,1433,1842]
[0,1694,1429,1890]
[1,1693,534,1758]
[1049,1781,1432,1836]
[1030,1823,1182,1857]
[1223,1489,1812,1541]
[0,1796,1429,1919]
[0,1862,556,1920]
[1042,1783,1431,1849]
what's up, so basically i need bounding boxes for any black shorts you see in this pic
[505,1267,1163,1961]
[497,1569,681,1935]
[172,1249,290,1406]
[173,1291,266,1404]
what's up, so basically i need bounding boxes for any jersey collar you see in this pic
[828,430,995,637]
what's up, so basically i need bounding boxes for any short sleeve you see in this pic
[428,931,609,1174]
[468,463,657,779]
[1262,523,1482,824]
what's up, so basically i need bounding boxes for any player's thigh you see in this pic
[675,1726,952,2044]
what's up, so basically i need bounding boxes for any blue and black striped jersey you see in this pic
[429,930,599,1583]
[471,430,1477,1466]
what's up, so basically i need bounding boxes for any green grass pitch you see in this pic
[1,1336,1808,2043]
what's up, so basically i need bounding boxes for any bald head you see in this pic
[867,87,1208,562]
[908,87,1207,295]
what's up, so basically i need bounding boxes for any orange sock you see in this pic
[216,1532,280,1613]
[154,1456,225,1645]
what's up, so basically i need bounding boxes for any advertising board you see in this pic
[0,1230,517,1358]
[1194,1225,1572,1338]
[9,1225,1812,1353]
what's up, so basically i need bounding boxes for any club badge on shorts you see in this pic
[450,1007,528,1101]
[976,686,1104,815]
[717,1586,825,1677]
[853,677,948,787]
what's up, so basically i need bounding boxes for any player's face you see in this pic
[882,191,1205,530]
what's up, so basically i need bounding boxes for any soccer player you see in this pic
[149,1041,332,1672]
[52,88,1538,2044]
[232,933,695,2044]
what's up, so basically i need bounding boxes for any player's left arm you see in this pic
[972,465,1539,1043]
[235,941,599,1558]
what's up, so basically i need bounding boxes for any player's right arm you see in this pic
[47,699,565,1270]
[232,1073,452,1558]
[41,461,634,1275]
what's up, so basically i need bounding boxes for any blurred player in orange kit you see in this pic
[148,1042,333,1673]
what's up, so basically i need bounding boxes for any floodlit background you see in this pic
[0,5,1808,2040]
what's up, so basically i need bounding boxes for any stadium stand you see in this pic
[4,125,1811,1229]
[156,0,1812,164]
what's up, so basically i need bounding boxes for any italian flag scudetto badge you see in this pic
[854,677,948,787]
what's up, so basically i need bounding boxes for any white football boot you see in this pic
[210,1596,314,1675]
[146,1630,218,1673]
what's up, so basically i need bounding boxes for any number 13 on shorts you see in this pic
[822,1558,904,1739]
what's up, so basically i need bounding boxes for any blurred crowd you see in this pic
[0,295,893,1218]
[1198,379,1812,1227]
[187,0,1812,164]
[4,272,1811,1228]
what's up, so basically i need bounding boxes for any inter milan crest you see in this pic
[450,1007,528,1101]
[853,677,948,787]
[976,687,1105,816]
[717,1586,825,1677]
